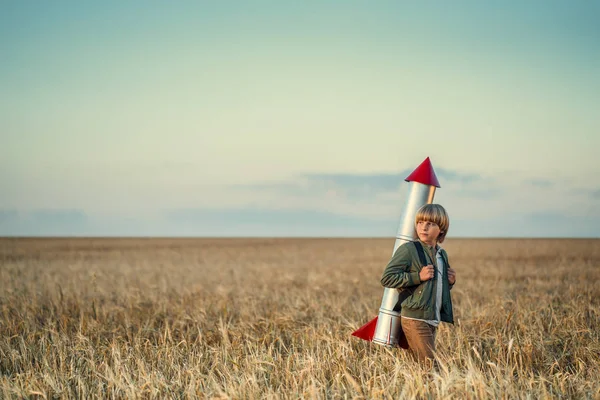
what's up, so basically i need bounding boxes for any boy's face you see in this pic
[416,220,441,245]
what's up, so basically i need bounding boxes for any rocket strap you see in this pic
[413,241,429,267]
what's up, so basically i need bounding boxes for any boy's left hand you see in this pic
[448,268,456,285]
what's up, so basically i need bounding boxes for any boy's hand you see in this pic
[448,267,456,285]
[419,265,435,281]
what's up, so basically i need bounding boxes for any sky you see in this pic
[1,1,599,237]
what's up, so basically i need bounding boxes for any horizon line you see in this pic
[1,236,598,240]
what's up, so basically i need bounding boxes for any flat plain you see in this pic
[0,237,599,399]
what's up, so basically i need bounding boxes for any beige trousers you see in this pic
[401,317,437,363]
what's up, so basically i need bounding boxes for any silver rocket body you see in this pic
[372,181,436,347]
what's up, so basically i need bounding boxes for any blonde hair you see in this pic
[414,204,450,243]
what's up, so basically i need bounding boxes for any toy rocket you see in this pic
[352,157,441,347]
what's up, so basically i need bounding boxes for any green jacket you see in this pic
[380,240,454,324]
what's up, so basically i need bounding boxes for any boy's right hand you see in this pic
[419,265,435,281]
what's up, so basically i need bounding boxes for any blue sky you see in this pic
[1,1,599,237]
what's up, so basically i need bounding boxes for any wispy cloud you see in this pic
[226,168,520,222]
[0,209,18,224]
[436,168,485,184]
[524,212,600,237]
[164,207,392,236]
[453,187,501,199]
[523,179,555,188]
[168,207,386,224]
[302,172,410,193]
[236,168,489,199]
[0,209,89,236]
[2,169,598,237]
[30,209,87,225]
[2,206,598,237]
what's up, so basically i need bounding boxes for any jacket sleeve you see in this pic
[380,243,421,289]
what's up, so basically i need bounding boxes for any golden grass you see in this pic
[0,237,599,399]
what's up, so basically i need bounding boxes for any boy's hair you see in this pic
[414,204,450,243]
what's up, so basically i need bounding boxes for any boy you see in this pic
[380,204,456,363]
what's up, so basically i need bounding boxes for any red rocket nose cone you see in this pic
[404,157,441,188]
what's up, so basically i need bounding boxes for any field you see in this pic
[0,237,599,399]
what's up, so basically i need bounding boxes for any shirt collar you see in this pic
[418,239,440,253]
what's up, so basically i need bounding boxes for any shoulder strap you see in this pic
[440,249,450,269]
[413,241,428,267]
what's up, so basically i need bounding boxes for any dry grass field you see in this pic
[0,237,599,399]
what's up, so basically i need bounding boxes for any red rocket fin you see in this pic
[404,157,441,188]
[351,317,378,341]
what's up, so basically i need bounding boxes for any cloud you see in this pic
[2,207,598,237]
[0,209,89,236]
[236,168,489,200]
[165,207,392,236]
[436,168,484,184]
[234,172,408,199]
[0,209,18,225]
[452,187,501,199]
[523,179,555,188]
[301,171,411,192]
[226,168,558,223]
[523,212,600,237]
[1,207,392,237]
[30,209,87,226]
[2,169,597,237]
